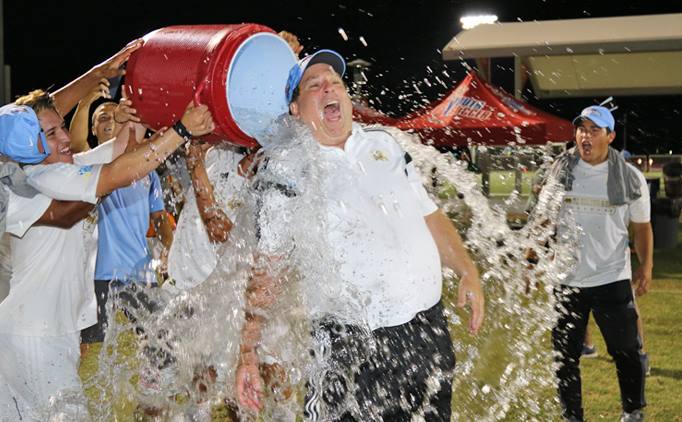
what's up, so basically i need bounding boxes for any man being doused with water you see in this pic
[235,50,484,420]
[550,106,652,422]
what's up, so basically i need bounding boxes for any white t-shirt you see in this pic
[259,125,442,330]
[561,160,650,287]
[0,149,109,336]
[0,234,11,303]
[168,146,246,289]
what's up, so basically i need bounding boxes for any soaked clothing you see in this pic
[0,161,102,337]
[0,332,88,421]
[0,145,112,420]
[94,171,165,283]
[258,124,442,329]
[304,301,455,422]
[168,146,245,289]
[80,279,114,343]
[80,170,165,343]
[258,124,452,420]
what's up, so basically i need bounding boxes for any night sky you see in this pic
[4,0,682,153]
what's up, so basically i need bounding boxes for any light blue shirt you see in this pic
[94,171,165,282]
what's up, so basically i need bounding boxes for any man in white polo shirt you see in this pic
[235,49,484,421]
[551,106,652,422]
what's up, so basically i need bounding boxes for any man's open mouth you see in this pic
[323,101,341,122]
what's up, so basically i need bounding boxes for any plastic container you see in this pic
[124,24,297,147]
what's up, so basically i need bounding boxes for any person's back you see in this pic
[95,171,165,284]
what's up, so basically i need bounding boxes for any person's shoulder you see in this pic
[24,162,84,177]
[359,126,405,157]
[625,162,647,183]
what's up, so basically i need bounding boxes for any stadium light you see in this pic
[460,14,498,30]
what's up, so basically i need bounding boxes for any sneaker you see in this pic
[621,409,644,422]
[581,344,598,358]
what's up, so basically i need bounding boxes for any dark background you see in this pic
[4,0,682,153]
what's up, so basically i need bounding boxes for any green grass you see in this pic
[481,170,665,197]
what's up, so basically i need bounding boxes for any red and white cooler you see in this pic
[125,24,298,147]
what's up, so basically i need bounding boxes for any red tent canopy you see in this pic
[354,72,574,148]
[352,103,398,126]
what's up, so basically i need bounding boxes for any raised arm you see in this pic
[185,143,233,243]
[631,221,653,296]
[69,79,110,153]
[96,101,214,197]
[52,39,143,116]
[425,209,484,334]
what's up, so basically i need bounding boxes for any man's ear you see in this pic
[607,131,616,144]
[289,101,299,118]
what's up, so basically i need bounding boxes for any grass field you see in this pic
[482,170,666,197]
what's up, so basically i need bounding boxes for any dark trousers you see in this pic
[552,280,646,420]
[304,301,456,421]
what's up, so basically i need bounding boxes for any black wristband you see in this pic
[172,120,193,140]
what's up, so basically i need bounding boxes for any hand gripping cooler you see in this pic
[124,24,298,147]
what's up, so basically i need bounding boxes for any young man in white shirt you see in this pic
[552,106,653,422]
[235,50,484,421]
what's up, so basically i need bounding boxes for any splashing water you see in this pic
[64,117,580,421]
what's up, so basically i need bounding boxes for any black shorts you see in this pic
[304,301,456,421]
[80,280,112,344]
[80,280,160,344]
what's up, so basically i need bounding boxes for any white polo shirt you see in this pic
[259,124,442,330]
[560,160,650,288]
[0,147,110,336]
[169,146,246,289]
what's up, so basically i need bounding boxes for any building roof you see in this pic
[442,14,682,97]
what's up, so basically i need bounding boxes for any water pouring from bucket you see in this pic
[125,24,297,147]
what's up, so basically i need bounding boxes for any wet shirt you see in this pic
[168,146,246,289]
[560,160,650,287]
[259,124,442,330]
[94,171,164,283]
[0,150,106,336]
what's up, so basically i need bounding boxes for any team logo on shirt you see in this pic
[372,150,388,161]
[78,165,93,177]
[227,197,242,210]
[564,196,616,215]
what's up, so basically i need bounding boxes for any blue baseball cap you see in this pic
[572,105,615,132]
[0,104,51,164]
[285,49,346,104]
